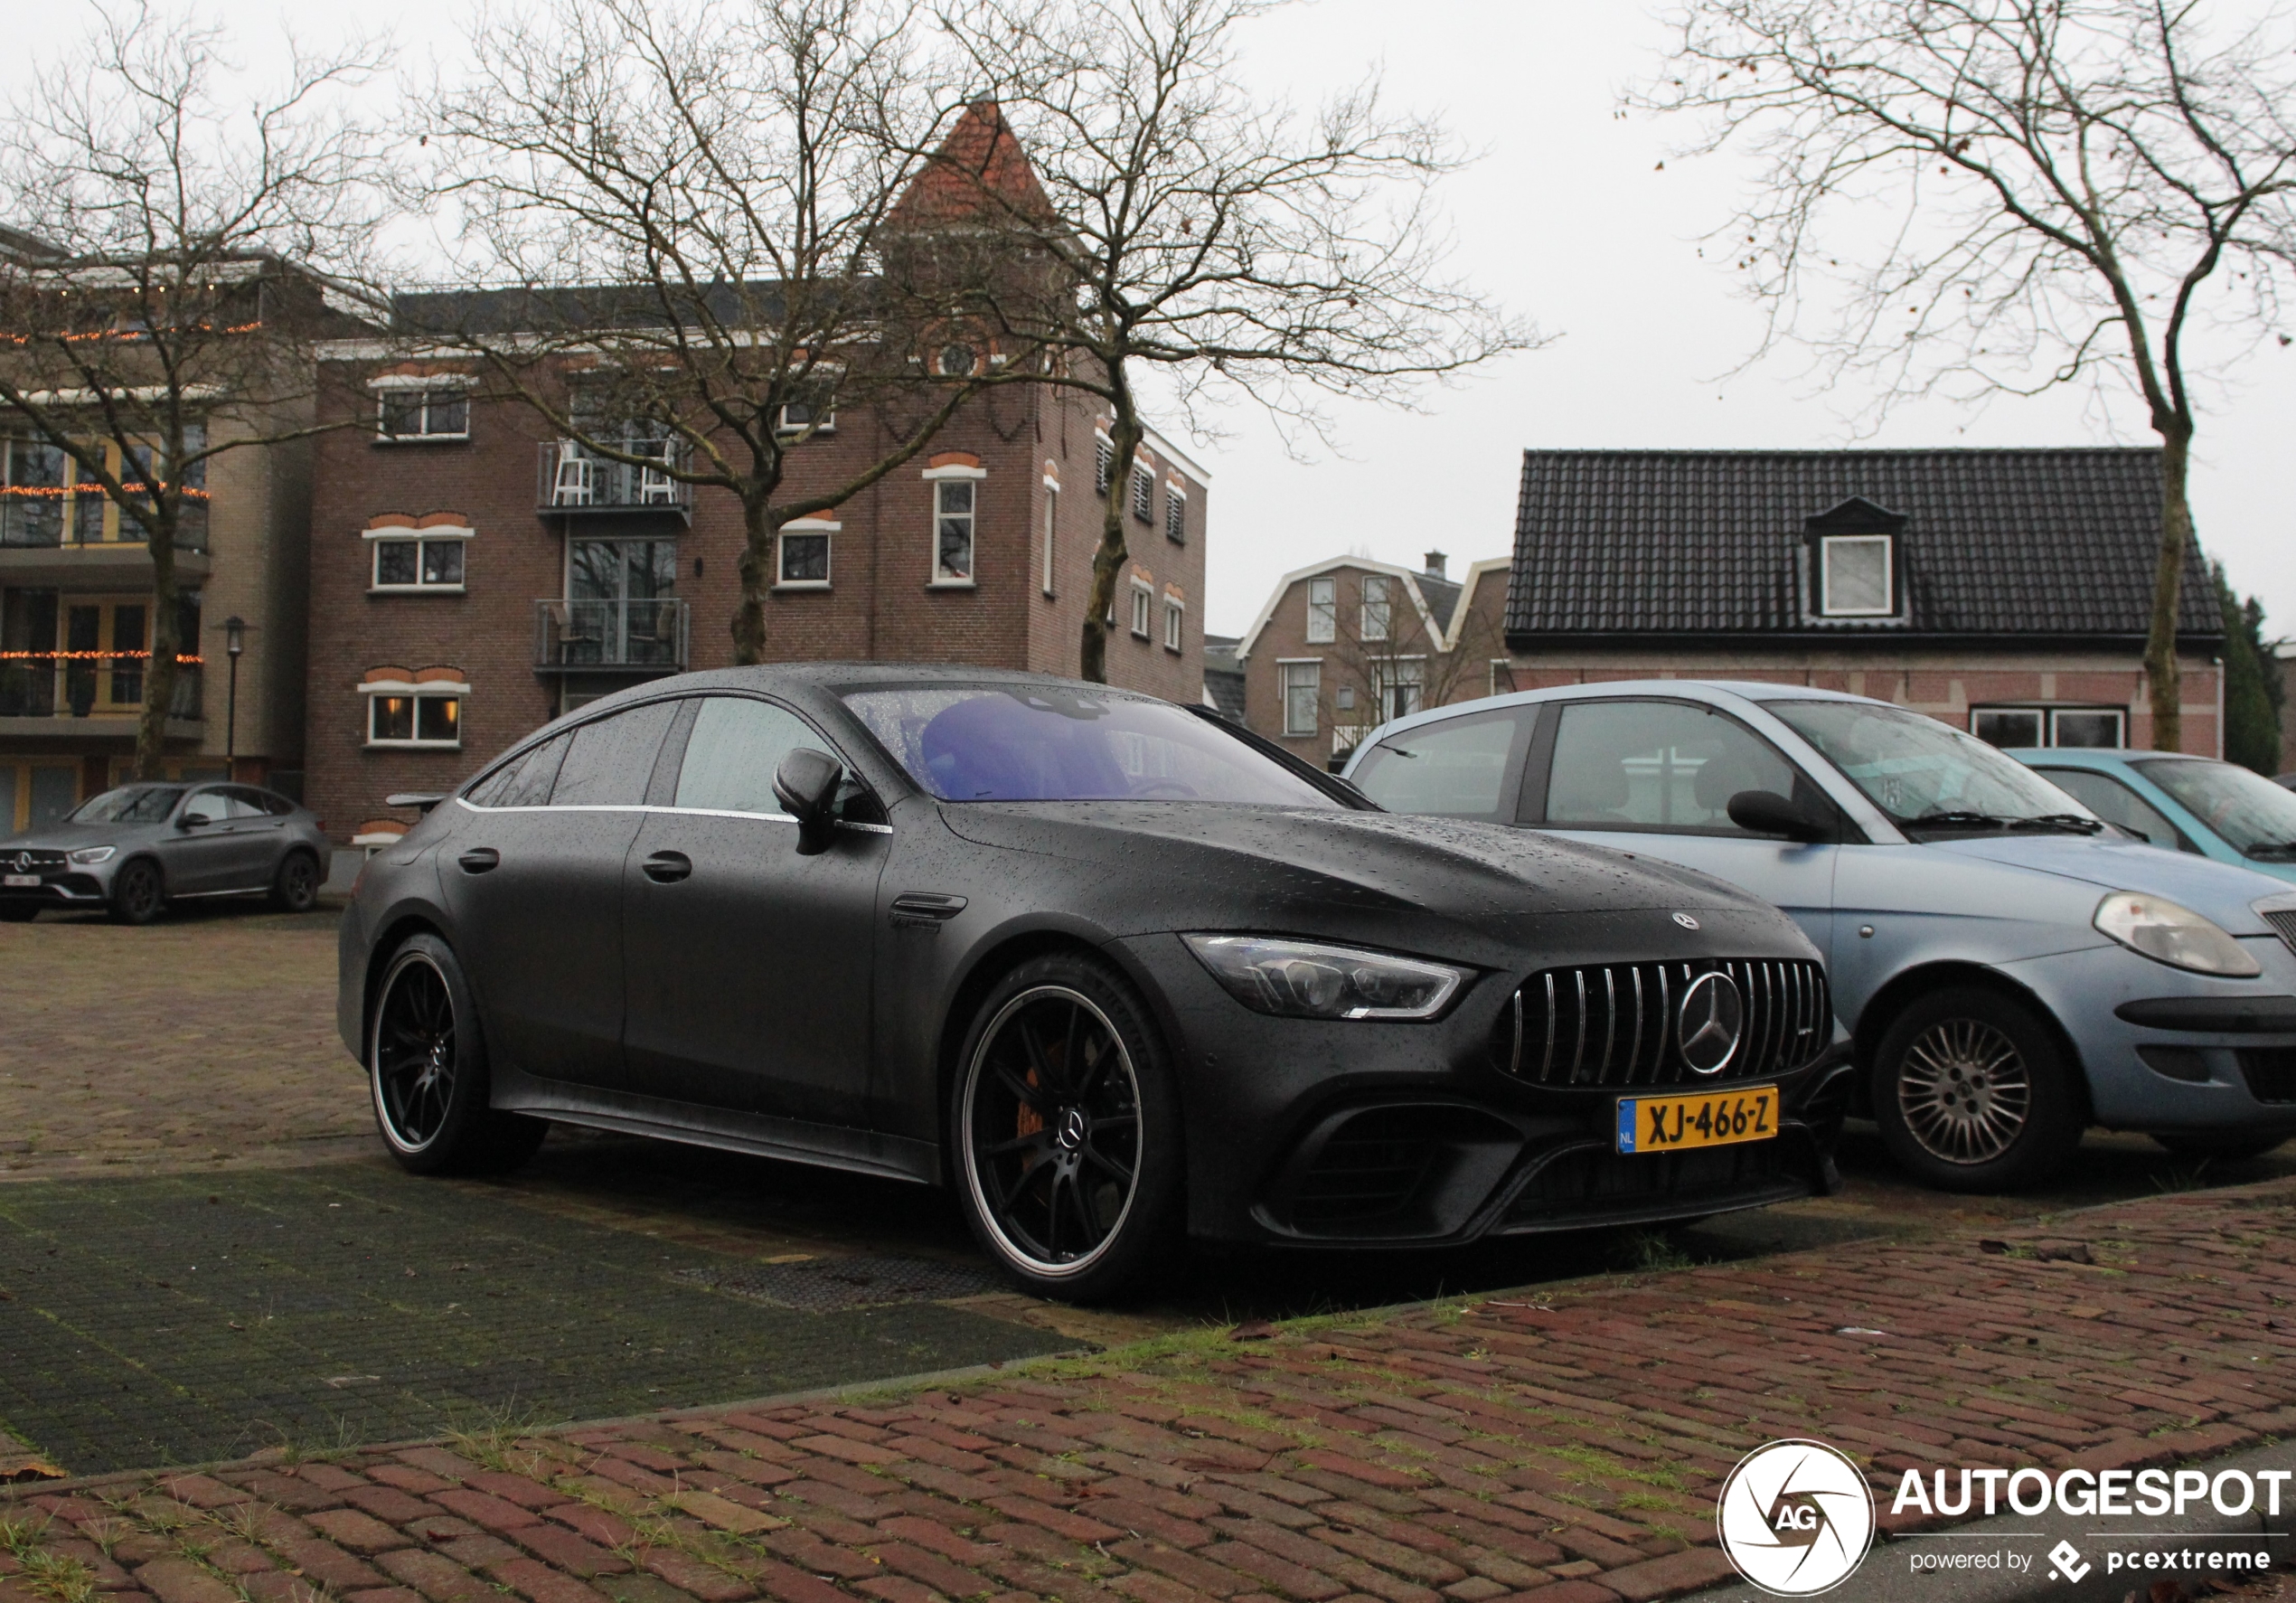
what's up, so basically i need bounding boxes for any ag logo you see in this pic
[1675,969,1746,1075]
[1716,1439,1874,1596]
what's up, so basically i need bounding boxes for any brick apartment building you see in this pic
[1241,448,2224,762]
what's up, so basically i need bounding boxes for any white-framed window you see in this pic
[932,478,976,583]
[1041,484,1058,596]
[1305,577,1336,644]
[774,399,836,437]
[1130,581,1153,638]
[367,528,472,592]
[1131,465,1153,523]
[1819,534,1894,617]
[1374,656,1425,721]
[1163,597,1183,652]
[1360,575,1392,642]
[776,523,833,586]
[1164,484,1186,543]
[373,384,470,442]
[1971,706,2125,750]
[1282,661,1321,737]
[1095,433,1114,495]
[364,686,465,748]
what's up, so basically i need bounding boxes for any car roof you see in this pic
[1360,677,1885,744]
[2003,747,2212,768]
[572,661,1162,718]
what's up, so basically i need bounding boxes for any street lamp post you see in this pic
[223,616,244,779]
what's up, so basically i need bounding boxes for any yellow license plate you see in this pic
[1616,1086,1779,1154]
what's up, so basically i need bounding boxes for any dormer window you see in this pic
[1818,533,1894,617]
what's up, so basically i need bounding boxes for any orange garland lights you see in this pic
[0,483,211,501]
[0,651,204,664]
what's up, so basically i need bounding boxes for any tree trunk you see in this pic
[1079,410,1143,684]
[2145,424,2195,752]
[134,513,181,781]
[733,495,775,666]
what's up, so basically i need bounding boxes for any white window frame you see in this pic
[1360,575,1392,643]
[1971,704,2127,750]
[1373,655,1426,721]
[1095,432,1114,495]
[773,400,837,438]
[1280,659,1322,737]
[1163,596,1183,652]
[1130,465,1154,523]
[1041,477,1059,597]
[370,376,473,443]
[923,464,985,588]
[363,525,473,593]
[1818,533,1895,617]
[1130,580,1153,639]
[774,520,836,589]
[1164,483,1186,544]
[1305,577,1336,645]
[361,680,468,749]
[2048,707,2127,748]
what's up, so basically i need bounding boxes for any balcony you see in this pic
[0,496,211,587]
[534,599,690,674]
[0,655,203,738]
[536,440,693,519]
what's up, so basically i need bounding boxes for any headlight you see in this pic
[1184,934,1467,1020]
[2094,891,2262,976]
[68,846,115,865]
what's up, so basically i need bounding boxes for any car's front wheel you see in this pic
[271,850,321,913]
[1872,985,2084,1191]
[952,953,1182,1301]
[108,858,165,925]
[370,932,546,1175]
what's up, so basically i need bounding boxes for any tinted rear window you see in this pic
[550,701,680,806]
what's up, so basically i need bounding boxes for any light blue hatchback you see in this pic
[1342,682,2296,1192]
[2004,747,2296,888]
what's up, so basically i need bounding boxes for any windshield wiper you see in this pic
[2247,841,2296,860]
[2008,814,2105,835]
[1906,809,2007,829]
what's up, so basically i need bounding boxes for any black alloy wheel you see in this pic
[954,954,1181,1300]
[108,858,165,925]
[369,932,546,1174]
[1872,985,2083,1192]
[271,850,321,913]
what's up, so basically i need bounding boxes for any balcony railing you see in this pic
[0,655,202,720]
[535,440,693,515]
[0,494,209,552]
[534,599,690,673]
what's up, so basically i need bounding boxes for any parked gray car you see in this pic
[0,782,330,924]
[1344,682,2296,1191]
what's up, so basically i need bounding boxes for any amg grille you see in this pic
[2239,1047,2296,1104]
[0,849,64,872]
[1494,958,1829,1088]
[2263,910,2296,954]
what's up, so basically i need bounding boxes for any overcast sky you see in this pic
[8,0,2288,640]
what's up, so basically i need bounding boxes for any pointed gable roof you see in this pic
[887,101,1053,231]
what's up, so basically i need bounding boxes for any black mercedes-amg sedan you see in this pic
[339,665,1851,1299]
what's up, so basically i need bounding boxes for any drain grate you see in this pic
[675,1255,1002,1312]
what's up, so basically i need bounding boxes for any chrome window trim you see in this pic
[450,796,892,834]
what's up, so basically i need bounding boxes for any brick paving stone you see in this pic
[133,1561,240,1603]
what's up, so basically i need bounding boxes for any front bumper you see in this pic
[1119,932,1852,1248]
[0,867,112,907]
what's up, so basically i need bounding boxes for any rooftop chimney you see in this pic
[1423,550,1448,580]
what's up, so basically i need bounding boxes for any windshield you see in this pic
[68,785,182,825]
[841,684,1341,806]
[2136,759,2296,859]
[1767,700,2090,830]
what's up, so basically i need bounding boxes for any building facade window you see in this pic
[1971,706,2125,750]
[1095,434,1114,495]
[1818,533,1893,616]
[1130,466,1153,523]
[367,690,462,747]
[1163,597,1183,651]
[370,533,469,591]
[1360,575,1391,642]
[777,528,831,585]
[1164,485,1186,543]
[1375,657,1425,721]
[1305,577,1336,644]
[375,386,470,442]
[1042,485,1058,596]
[933,478,975,582]
[774,398,835,437]
[1130,582,1153,638]
[1282,662,1321,736]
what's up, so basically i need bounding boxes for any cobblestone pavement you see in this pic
[5,1179,2296,1603]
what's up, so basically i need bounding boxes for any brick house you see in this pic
[1496,448,2223,754]
[302,346,1208,851]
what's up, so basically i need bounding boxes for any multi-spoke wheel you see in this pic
[108,858,165,925]
[271,850,321,913]
[1873,985,2081,1192]
[954,954,1181,1300]
[369,933,546,1175]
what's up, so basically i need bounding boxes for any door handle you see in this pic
[642,850,692,883]
[456,848,500,874]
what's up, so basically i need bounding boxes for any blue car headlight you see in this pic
[2094,891,2261,977]
[1184,934,1467,1021]
[68,846,116,865]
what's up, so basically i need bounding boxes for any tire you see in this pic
[368,932,547,1175]
[270,850,321,913]
[1871,985,2084,1191]
[0,905,36,923]
[951,952,1183,1302]
[108,858,165,925]
[2153,1131,2289,1162]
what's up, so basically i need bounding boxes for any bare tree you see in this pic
[1635,0,2296,750]
[417,0,1028,665]
[927,0,1538,682]
[0,4,387,778]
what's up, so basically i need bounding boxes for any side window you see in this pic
[222,787,270,819]
[2035,768,2191,851]
[1351,712,1529,823]
[1545,700,1800,833]
[673,696,821,816]
[549,701,680,807]
[466,735,569,808]
[181,789,230,825]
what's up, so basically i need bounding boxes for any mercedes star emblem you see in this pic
[1676,970,1746,1075]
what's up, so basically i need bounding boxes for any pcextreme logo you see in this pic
[1717,1439,1877,1596]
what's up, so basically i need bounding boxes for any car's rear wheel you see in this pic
[952,954,1182,1301]
[108,859,165,925]
[1872,985,2083,1191]
[271,850,321,912]
[2152,1131,2289,1162]
[370,933,546,1175]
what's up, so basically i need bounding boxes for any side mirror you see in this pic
[178,813,212,830]
[774,747,844,856]
[1727,788,1831,844]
